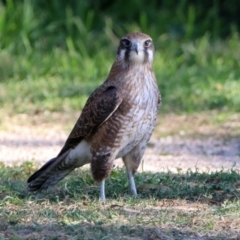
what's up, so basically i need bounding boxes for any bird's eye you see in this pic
[121,39,132,48]
[144,40,152,47]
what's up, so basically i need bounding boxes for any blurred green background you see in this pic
[0,0,240,114]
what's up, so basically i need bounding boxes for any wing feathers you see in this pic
[57,85,122,156]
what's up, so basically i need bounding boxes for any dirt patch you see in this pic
[0,111,240,172]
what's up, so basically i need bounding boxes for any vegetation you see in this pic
[0,0,240,114]
[0,163,240,239]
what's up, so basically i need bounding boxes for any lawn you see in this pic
[0,163,240,239]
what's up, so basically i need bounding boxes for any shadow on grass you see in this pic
[0,222,237,240]
[1,163,240,205]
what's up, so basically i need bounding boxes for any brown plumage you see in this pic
[27,32,161,201]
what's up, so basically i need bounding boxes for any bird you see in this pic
[27,32,161,201]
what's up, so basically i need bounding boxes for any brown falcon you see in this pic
[27,32,161,201]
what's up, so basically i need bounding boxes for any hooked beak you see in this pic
[131,43,139,55]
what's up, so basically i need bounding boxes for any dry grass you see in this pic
[1,110,240,137]
[155,111,240,138]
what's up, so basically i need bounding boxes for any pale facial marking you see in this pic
[117,33,154,65]
[146,48,154,63]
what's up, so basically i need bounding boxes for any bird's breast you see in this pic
[114,73,159,157]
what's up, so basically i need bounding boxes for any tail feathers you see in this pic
[27,157,56,183]
[27,150,74,192]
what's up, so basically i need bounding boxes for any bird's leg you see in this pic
[127,170,137,196]
[99,180,106,202]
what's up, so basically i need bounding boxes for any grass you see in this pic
[1,2,240,115]
[0,162,240,239]
[1,34,240,115]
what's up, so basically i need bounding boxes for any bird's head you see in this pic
[117,32,154,65]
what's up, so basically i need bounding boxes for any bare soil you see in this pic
[1,111,240,173]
